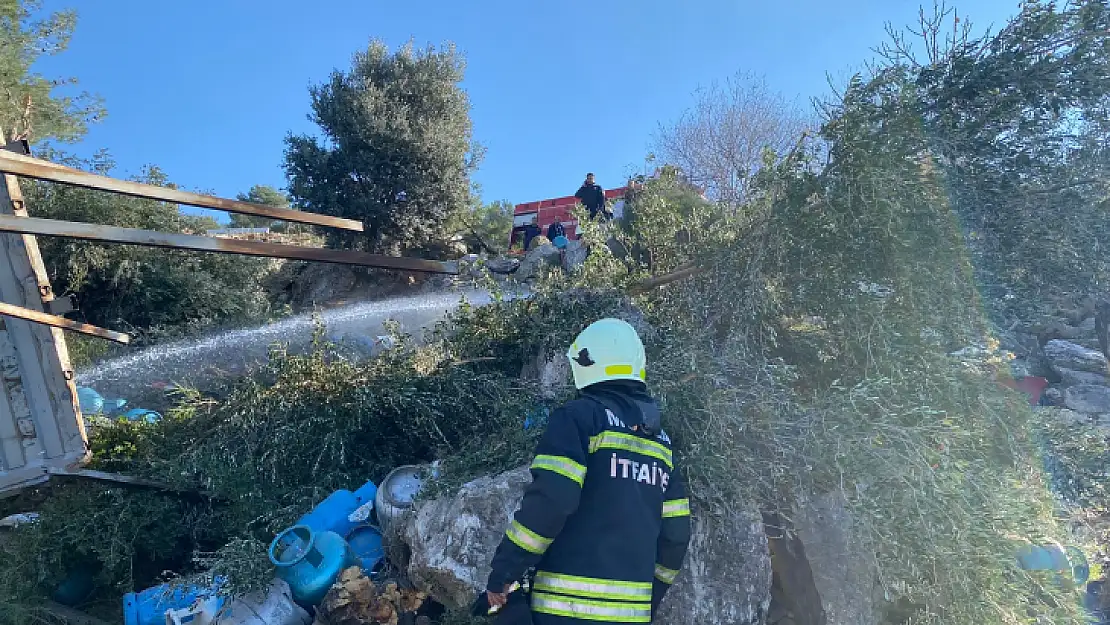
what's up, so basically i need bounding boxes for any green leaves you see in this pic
[285,40,477,255]
[24,154,274,337]
[0,0,103,143]
[229,184,292,229]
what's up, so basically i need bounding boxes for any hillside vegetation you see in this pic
[1,1,1109,624]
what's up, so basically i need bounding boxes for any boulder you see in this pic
[654,508,772,625]
[1044,340,1108,374]
[1056,367,1109,388]
[1043,387,1065,407]
[520,347,570,399]
[402,468,773,624]
[562,239,589,272]
[1064,385,1110,415]
[792,490,881,625]
[404,467,533,609]
[485,257,521,275]
[515,244,562,282]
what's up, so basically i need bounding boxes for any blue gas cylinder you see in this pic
[1016,543,1071,571]
[297,479,377,539]
[122,579,225,625]
[346,525,385,573]
[52,567,95,606]
[76,387,104,415]
[270,525,356,607]
[102,398,128,414]
[123,408,161,424]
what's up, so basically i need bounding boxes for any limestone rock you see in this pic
[562,239,589,272]
[484,257,521,275]
[1057,367,1109,388]
[404,467,533,609]
[520,347,570,399]
[515,244,562,282]
[1043,387,1065,407]
[793,490,881,625]
[1064,385,1110,414]
[402,467,773,624]
[1044,340,1108,374]
[654,508,772,625]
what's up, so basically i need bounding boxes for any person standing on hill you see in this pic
[575,173,610,221]
[476,318,692,624]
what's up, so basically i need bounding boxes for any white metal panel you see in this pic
[513,212,538,227]
[0,171,88,497]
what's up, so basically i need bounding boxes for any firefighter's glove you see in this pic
[470,582,531,624]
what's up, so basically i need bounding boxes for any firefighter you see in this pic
[480,318,692,624]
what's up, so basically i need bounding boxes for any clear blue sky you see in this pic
[36,0,1019,221]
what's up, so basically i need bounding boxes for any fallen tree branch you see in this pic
[627,261,708,295]
[34,601,114,625]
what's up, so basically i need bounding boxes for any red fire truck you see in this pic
[507,187,627,253]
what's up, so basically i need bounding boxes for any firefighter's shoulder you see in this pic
[555,397,609,430]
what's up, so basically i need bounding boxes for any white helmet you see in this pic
[566,318,647,390]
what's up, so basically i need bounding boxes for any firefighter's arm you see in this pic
[652,464,692,615]
[486,404,591,592]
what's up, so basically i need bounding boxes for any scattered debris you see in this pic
[315,567,426,625]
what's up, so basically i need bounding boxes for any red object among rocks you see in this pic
[997,376,1049,406]
[507,188,627,253]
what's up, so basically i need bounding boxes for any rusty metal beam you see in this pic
[0,301,130,344]
[0,214,458,275]
[0,149,365,232]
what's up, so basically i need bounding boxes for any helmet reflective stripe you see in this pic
[531,454,587,486]
[567,318,647,389]
[662,498,691,518]
[588,430,673,469]
[531,592,652,623]
[505,519,552,555]
[654,564,679,584]
[533,571,651,601]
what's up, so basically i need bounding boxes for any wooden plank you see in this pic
[0,149,365,232]
[0,214,459,274]
[48,467,223,500]
[0,302,130,344]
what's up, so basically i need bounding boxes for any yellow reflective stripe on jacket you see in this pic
[654,564,679,584]
[531,454,587,486]
[505,519,552,555]
[534,571,652,602]
[588,430,673,469]
[531,592,652,623]
[662,497,691,518]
